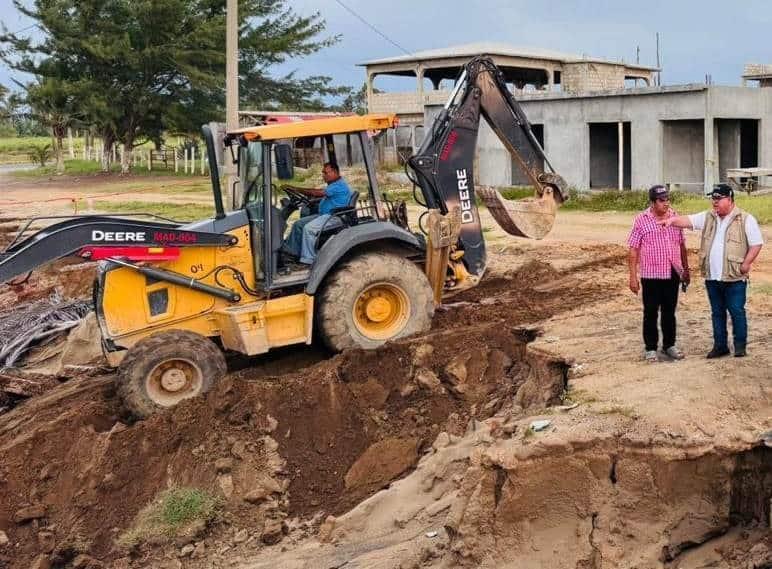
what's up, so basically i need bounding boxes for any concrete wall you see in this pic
[662,120,704,188]
[419,85,772,191]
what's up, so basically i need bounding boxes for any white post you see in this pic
[68,128,74,158]
[200,150,205,175]
[618,121,624,190]
[174,148,178,173]
[191,147,196,175]
[147,150,151,171]
[112,144,117,164]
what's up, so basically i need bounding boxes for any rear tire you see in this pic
[317,252,434,351]
[117,330,226,419]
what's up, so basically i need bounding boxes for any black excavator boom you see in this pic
[407,56,568,278]
[0,215,236,285]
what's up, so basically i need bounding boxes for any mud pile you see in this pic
[0,256,600,568]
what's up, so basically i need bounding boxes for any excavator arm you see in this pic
[407,56,568,278]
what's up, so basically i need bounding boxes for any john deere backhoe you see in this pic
[0,56,567,417]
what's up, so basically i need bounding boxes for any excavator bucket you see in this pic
[478,186,560,240]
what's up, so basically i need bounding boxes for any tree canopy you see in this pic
[0,0,349,170]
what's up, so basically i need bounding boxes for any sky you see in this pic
[1,0,770,96]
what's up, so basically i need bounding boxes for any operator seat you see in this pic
[315,191,360,249]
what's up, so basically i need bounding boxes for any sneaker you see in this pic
[644,350,658,363]
[706,347,730,359]
[734,346,747,357]
[665,346,684,360]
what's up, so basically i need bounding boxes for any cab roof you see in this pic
[229,113,398,142]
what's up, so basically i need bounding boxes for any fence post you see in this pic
[174,148,179,173]
[200,150,205,175]
[191,147,196,175]
[148,150,152,171]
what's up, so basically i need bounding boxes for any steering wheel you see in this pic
[281,186,312,208]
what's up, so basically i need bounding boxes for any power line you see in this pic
[331,0,412,56]
[5,23,38,35]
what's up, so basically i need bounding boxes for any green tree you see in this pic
[338,82,381,115]
[1,0,348,173]
[25,77,83,173]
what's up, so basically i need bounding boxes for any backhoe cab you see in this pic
[0,56,567,418]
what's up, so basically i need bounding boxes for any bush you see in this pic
[28,143,53,167]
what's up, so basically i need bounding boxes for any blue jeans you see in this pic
[282,213,331,265]
[283,214,318,258]
[704,280,747,350]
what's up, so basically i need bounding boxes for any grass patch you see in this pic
[563,388,598,405]
[559,189,772,224]
[753,283,772,296]
[597,405,638,419]
[11,158,202,178]
[498,186,538,201]
[117,487,220,548]
[94,200,214,222]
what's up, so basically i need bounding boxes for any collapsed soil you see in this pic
[0,249,617,568]
[0,208,769,569]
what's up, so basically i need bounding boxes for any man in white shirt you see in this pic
[659,184,763,358]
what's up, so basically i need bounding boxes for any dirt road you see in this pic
[0,182,769,569]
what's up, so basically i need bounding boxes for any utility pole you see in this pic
[225,0,240,210]
[656,32,661,86]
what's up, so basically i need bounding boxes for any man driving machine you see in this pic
[281,162,353,265]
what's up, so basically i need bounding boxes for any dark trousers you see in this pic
[641,269,680,351]
[705,280,747,350]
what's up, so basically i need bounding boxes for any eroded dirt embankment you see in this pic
[0,257,597,568]
[2,244,769,569]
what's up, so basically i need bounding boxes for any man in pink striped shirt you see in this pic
[627,185,690,362]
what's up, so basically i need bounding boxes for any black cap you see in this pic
[648,185,669,202]
[710,184,733,200]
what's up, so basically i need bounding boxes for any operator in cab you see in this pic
[281,162,353,265]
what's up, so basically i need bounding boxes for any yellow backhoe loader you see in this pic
[0,56,567,417]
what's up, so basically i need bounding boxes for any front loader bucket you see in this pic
[477,186,559,240]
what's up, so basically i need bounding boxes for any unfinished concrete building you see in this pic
[363,43,772,193]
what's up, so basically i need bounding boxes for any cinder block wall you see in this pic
[563,63,625,93]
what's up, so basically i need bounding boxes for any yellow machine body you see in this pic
[100,223,313,359]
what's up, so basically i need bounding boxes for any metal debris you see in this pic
[529,419,552,432]
[0,294,92,369]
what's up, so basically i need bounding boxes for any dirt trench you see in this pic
[0,258,592,568]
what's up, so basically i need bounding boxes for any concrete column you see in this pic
[546,69,554,92]
[366,73,374,113]
[416,65,424,105]
[704,117,716,194]
[618,121,624,190]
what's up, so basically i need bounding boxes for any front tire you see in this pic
[116,330,226,419]
[317,252,434,351]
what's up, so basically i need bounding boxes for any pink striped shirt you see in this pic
[627,208,685,279]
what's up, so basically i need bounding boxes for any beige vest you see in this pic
[698,206,749,281]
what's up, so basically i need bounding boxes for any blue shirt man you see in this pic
[282,162,353,265]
